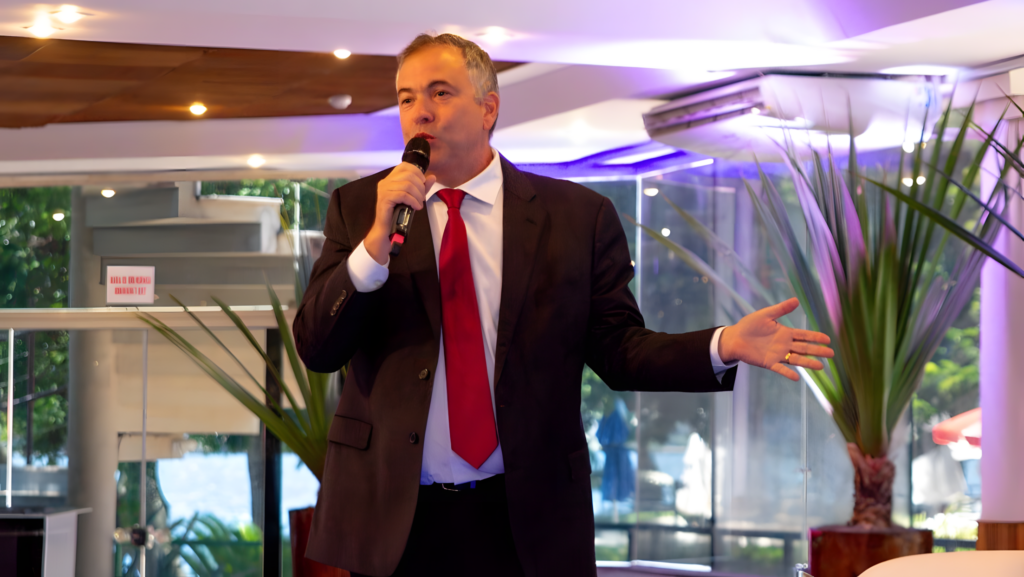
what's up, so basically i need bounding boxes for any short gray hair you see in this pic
[397,33,499,135]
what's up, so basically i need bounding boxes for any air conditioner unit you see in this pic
[643,74,941,161]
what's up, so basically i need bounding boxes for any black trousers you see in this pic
[354,474,525,577]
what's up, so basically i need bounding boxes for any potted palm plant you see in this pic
[631,100,1024,576]
[139,285,346,577]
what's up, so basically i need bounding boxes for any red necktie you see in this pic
[437,188,498,469]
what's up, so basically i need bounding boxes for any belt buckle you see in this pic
[440,480,477,492]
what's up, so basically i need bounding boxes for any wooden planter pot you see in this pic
[809,525,932,577]
[289,507,350,577]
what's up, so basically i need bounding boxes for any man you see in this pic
[293,33,833,577]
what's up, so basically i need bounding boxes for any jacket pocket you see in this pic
[328,415,372,450]
[567,447,592,480]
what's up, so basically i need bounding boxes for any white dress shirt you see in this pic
[346,149,736,485]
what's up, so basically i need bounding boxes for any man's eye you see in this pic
[436,91,448,97]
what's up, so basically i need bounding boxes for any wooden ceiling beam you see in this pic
[0,35,520,128]
[0,36,48,62]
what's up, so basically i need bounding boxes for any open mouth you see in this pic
[413,132,435,140]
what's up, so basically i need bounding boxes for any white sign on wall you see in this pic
[106,266,156,305]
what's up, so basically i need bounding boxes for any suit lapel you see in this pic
[398,207,442,342]
[494,157,546,386]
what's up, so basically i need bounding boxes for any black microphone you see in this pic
[389,136,431,256]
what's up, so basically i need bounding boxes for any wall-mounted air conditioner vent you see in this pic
[644,74,941,161]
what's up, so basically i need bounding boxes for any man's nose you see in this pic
[411,98,434,125]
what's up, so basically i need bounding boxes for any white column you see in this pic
[979,118,1024,523]
[66,186,118,577]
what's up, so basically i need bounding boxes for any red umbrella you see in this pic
[931,407,981,447]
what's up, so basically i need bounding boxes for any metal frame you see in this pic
[6,328,12,508]
[138,329,148,574]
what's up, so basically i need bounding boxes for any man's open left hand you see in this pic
[718,297,834,381]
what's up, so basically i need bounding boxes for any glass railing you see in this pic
[0,306,302,576]
[1,164,982,576]
[572,147,980,575]
[2,177,338,576]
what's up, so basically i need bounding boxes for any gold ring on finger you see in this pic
[784,352,792,363]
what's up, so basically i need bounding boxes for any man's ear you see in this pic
[482,91,500,131]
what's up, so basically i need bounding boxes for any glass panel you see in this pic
[584,368,636,524]
[576,180,640,558]
[113,435,266,576]
[906,153,983,550]
[1,330,71,508]
[1,145,985,575]
[85,177,343,575]
[635,528,711,563]
[634,160,819,574]
[615,142,987,575]
[637,165,737,568]
[110,321,274,576]
[0,186,73,309]
[594,527,630,561]
[162,435,264,576]
[715,534,794,575]
[1,186,74,508]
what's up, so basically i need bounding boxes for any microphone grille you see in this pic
[402,137,431,173]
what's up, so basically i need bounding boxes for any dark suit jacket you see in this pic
[293,157,737,576]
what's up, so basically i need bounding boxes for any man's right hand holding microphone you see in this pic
[364,151,435,265]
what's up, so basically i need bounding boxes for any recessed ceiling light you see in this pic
[916,175,926,185]
[750,107,761,115]
[247,154,266,168]
[902,177,914,187]
[52,209,65,222]
[26,16,59,38]
[643,188,660,197]
[477,26,514,44]
[902,141,915,153]
[328,94,352,110]
[53,5,86,24]
[101,189,116,198]
[333,49,352,59]
[661,228,671,237]
[189,102,207,115]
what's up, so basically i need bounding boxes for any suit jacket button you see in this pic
[418,368,430,380]
[409,432,419,444]
[330,290,348,316]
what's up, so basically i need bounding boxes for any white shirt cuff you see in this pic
[347,241,390,292]
[710,326,739,376]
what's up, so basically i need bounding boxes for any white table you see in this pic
[0,507,91,577]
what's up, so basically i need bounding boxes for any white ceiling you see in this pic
[0,0,1005,71]
[3,0,1024,177]
[494,99,665,164]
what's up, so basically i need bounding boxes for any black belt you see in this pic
[423,473,505,493]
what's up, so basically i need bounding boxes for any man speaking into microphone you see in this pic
[292,32,834,577]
